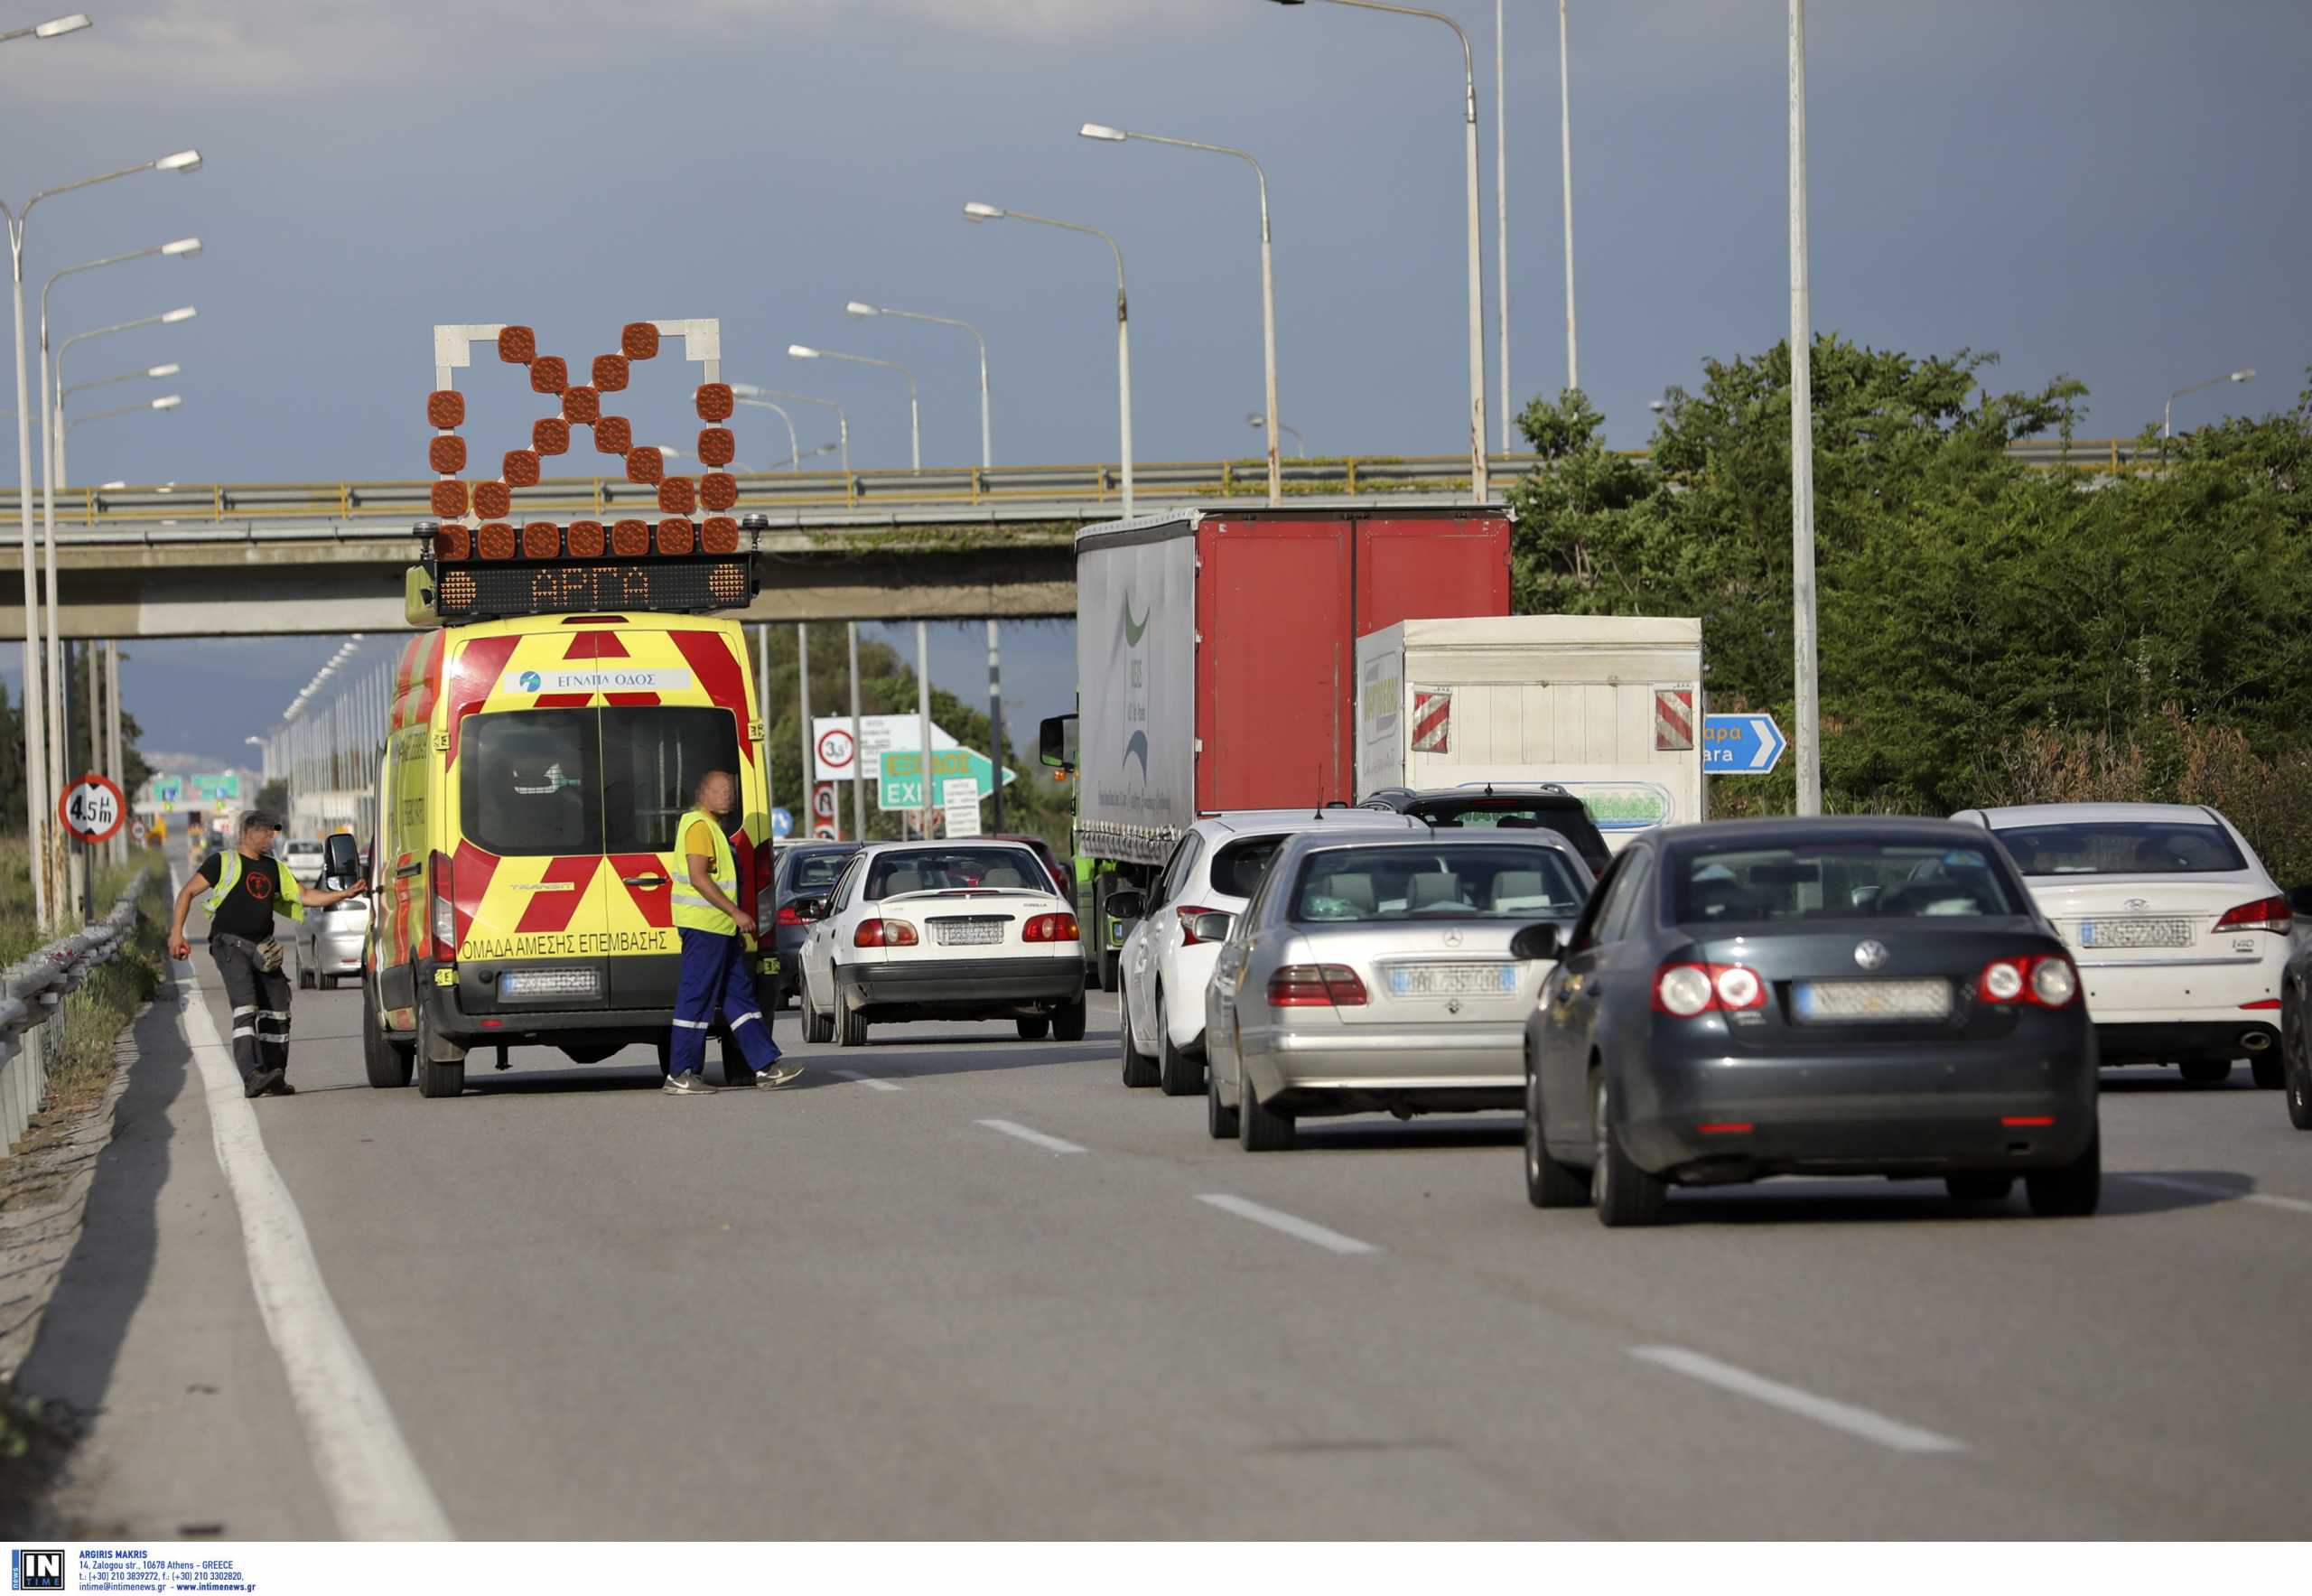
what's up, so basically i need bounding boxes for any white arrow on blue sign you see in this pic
[1703,714,1788,775]
[769,807,794,839]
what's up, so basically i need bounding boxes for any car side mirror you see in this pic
[1851,884,1883,908]
[1105,889,1145,922]
[1039,713,1079,771]
[793,897,826,922]
[1509,922,1562,961]
[1187,911,1234,944]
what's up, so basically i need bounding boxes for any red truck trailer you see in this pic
[1040,505,1511,988]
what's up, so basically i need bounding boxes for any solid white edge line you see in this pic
[829,1067,903,1093]
[1629,1346,1965,1455]
[173,931,453,1538]
[975,1117,1086,1154]
[1197,1193,1378,1255]
[2121,1172,2312,1216]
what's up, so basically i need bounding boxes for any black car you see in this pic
[1361,784,1612,876]
[1518,817,2101,1227]
[766,842,861,1007]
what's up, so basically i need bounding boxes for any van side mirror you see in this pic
[322,833,361,888]
[1509,922,1562,961]
[1039,713,1079,771]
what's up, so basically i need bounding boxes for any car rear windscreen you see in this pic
[461,706,740,857]
[784,850,854,892]
[1674,841,2025,924]
[869,847,1046,897]
[1993,821,2247,877]
[1406,798,1610,871]
[1210,835,1288,899]
[1292,844,1588,922]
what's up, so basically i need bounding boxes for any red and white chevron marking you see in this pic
[1411,689,1452,753]
[1655,688,1695,751]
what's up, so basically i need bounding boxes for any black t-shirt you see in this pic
[195,851,301,941]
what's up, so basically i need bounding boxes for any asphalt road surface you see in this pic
[21,947,2312,1538]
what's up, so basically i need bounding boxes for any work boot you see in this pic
[244,1065,285,1099]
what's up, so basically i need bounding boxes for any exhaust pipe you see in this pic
[2242,1030,2274,1052]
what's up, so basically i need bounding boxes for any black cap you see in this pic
[240,808,284,832]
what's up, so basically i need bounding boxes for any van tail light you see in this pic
[775,903,808,928]
[1976,954,2080,1008]
[1266,965,1368,1007]
[1176,904,1224,946]
[1024,912,1079,943]
[1651,962,1766,1016]
[430,850,457,962]
[2214,895,2291,934]
[853,919,918,948]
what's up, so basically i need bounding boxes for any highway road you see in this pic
[19,946,2312,1539]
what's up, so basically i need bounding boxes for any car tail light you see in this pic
[853,919,918,948]
[430,851,456,962]
[775,904,807,928]
[1024,912,1079,943]
[1976,955,2080,1008]
[2214,895,2290,934]
[1176,904,1224,946]
[1266,965,1369,1007]
[1651,962,1766,1016]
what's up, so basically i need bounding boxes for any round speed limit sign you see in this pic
[59,772,126,844]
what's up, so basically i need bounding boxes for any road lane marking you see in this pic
[977,1117,1086,1154]
[1197,1194,1377,1255]
[2121,1173,2312,1216]
[175,969,455,1538]
[829,1068,903,1092]
[1628,1347,1964,1455]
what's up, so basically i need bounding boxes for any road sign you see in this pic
[770,807,793,839]
[151,775,182,803]
[190,771,240,801]
[878,747,1014,811]
[813,714,962,782]
[131,818,148,843]
[810,782,837,821]
[811,822,839,841]
[59,772,126,843]
[815,725,856,775]
[941,777,983,840]
[1703,714,1788,775]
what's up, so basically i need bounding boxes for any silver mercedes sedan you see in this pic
[1203,831,1594,1150]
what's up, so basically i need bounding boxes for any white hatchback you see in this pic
[1954,802,2293,1087]
[793,839,1088,1050]
[1111,809,1424,1096]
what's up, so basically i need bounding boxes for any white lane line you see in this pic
[1197,1193,1377,1255]
[1628,1347,1965,1455]
[176,967,455,1538]
[2121,1173,2312,1216]
[976,1117,1086,1154]
[829,1068,903,1093]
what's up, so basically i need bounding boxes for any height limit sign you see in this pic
[60,771,126,844]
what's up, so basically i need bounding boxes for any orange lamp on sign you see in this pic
[472,481,512,519]
[427,389,465,429]
[566,519,605,558]
[430,481,470,519]
[429,435,467,475]
[477,521,517,560]
[595,415,632,454]
[592,354,629,393]
[621,322,659,360]
[499,325,537,363]
[656,518,695,556]
[521,521,561,559]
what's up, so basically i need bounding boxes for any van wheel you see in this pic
[360,985,413,1088]
[802,975,834,1045]
[1052,997,1087,1043]
[1239,1078,1296,1152]
[415,1012,465,1099]
[1119,1001,1157,1087]
[837,998,869,1049]
[1156,993,1202,1097]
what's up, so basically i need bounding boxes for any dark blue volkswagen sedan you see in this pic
[1519,817,2100,1227]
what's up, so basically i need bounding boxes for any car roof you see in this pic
[1648,815,2007,850]
[858,837,1043,857]
[1960,803,2222,827]
[1399,785,1585,809]
[1274,827,1590,863]
[1193,808,1425,838]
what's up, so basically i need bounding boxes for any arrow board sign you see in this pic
[1702,714,1788,775]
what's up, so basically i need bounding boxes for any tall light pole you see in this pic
[54,304,196,488]
[66,392,181,434]
[61,359,178,404]
[1788,0,1820,817]
[846,301,991,470]
[1,146,201,923]
[732,385,847,475]
[739,396,798,472]
[846,623,865,842]
[965,201,1133,517]
[2164,368,2255,440]
[0,14,90,45]
[1559,0,1578,396]
[1247,412,1306,457]
[1496,0,1510,443]
[788,344,918,471]
[1268,0,1487,502]
[1079,123,1281,508]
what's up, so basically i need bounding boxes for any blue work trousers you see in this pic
[670,928,782,1078]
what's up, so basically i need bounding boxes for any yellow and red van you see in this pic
[361,608,771,1096]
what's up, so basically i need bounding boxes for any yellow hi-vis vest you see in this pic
[669,809,740,936]
[203,849,305,923]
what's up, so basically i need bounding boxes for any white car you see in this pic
[282,838,327,876]
[1955,802,2293,1087]
[1111,809,1424,1096]
[793,839,1087,1049]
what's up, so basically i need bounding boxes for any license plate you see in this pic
[1793,978,1951,1022]
[1386,962,1518,997]
[933,918,1008,947]
[498,966,601,1001]
[757,956,780,975]
[2077,918,2192,950]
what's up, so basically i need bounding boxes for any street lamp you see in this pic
[0,14,90,44]
[1246,411,1305,458]
[1789,0,1820,817]
[62,360,179,402]
[965,201,1134,516]
[55,306,195,486]
[732,384,849,475]
[732,394,798,472]
[788,344,918,471]
[1080,121,1282,507]
[2164,369,2255,440]
[1,147,202,923]
[67,393,181,433]
[846,300,992,470]
[1266,0,1487,502]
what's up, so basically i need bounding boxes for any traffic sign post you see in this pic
[59,773,127,845]
[1703,714,1789,775]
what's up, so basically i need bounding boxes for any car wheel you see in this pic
[1207,1055,1239,1140]
[360,983,414,1088]
[802,973,835,1045]
[1945,1173,2015,1204]
[414,1008,465,1099]
[317,972,337,992]
[1052,996,1087,1043]
[1016,1014,1051,1041]
[2178,1057,2233,1086]
[837,995,869,1049]
[1155,992,1202,1097]
[2250,1047,2285,1090]
[1238,1075,1295,1152]
[2288,993,2312,1131]
[1590,1075,1667,1227]
[1524,1058,1587,1209]
[1118,998,1158,1087]
[2025,1130,2101,1218]
[1098,947,1120,994]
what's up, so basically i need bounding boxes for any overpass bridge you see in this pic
[0,438,2148,639]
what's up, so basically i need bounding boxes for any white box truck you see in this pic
[1355,615,1706,850]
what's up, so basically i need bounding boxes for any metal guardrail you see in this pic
[0,866,155,1155]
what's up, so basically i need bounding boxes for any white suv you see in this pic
[1954,802,2294,1087]
[1112,809,1423,1096]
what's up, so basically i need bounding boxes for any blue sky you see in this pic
[2,0,2304,766]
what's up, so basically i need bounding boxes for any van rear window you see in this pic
[460,706,740,857]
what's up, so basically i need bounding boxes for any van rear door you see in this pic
[601,701,744,1009]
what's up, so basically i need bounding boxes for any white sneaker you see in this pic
[752,1063,805,1088]
[662,1071,718,1096]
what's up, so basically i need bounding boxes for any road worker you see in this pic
[665,770,801,1095]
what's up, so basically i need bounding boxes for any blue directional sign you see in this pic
[769,807,794,839]
[1703,714,1788,775]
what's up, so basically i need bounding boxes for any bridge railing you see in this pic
[0,438,2150,527]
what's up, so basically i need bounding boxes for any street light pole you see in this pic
[845,302,992,470]
[55,304,196,488]
[1496,0,1510,445]
[846,622,864,842]
[1078,125,1281,507]
[964,202,1133,517]
[1788,0,1821,817]
[2163,368,2255,440]
[1560,0,1578,395]
[788,345,918,471]
[1269,0,1486,502]
[732,387,846,476]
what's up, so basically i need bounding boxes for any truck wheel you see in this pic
[1052,996,1087,1043]
[837,997,869,1049]
[415,1011,465,1099]
[802,975,834,1045]
[1238,1077,1296,1152]
[361,985,413,1089]
[1207,1059,1239,1139]
[2178,1057,2232,1086]
[1156,993,1202,1097]
[2025,1131,2101,1218]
